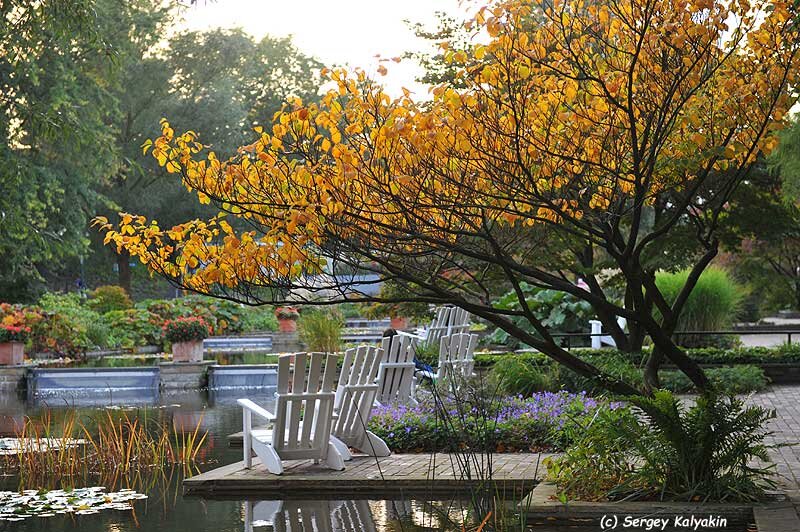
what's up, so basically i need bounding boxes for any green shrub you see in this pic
[483,352,768,395]
[36,293,102,351]
[238,306,278,332]
[488,282,594,349]
[298,310,343,352]
[655,267,745,348]
[489,354,556,395]
[86,285,132,314]
[104,309,162,348]
[548,390,778,502]
[660,365,769,394]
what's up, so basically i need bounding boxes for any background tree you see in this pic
[99,0,799,396]
[93,28,323,295]
[0,0,173,301]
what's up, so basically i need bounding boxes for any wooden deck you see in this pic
[183,453,550,497]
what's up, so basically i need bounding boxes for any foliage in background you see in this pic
[548,391,778,502]
[0,293,276,355]
[86,285,133,314]
[488,283,594,349]
[0,0,172,301]
[362,281,433,321]
[655,267,745,347]
[298,309,343,352]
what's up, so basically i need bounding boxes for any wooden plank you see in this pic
[183,453,551,497]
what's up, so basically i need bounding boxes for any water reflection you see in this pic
[243,499,476,532]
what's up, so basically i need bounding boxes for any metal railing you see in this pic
[549,329,800,350]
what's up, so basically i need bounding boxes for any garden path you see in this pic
[748,386,800,493]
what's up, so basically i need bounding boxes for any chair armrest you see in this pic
[237,398,275,422]
[396,330,425,341]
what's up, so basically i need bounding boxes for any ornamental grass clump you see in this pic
[0,325,30,343]
[3,409,208,490]
[162,316,209,343]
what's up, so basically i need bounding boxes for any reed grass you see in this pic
[1,409,207,489]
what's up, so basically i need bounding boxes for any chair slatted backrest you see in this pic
[437,333,479,381]
[271,352,337,459]
[333,345,382,440]
[376,335,417,405]
[425,306,471,349]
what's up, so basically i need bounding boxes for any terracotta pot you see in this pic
[0,342,23,365]
[278,318,298,333]
[390,316,409,330]
[172,340,204,363]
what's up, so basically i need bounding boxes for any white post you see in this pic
[243,408,252,468]
[589,320,603,349]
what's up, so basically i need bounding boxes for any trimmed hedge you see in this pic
[487,352,770,395]
[475,344,800,367]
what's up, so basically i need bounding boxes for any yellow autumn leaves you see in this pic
[96,0,799,292]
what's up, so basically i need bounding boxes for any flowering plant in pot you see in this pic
[274,306,300,333]
[0,325,30,365]
[163,317,209,362]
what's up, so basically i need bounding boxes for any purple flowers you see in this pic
[369,391,622,453]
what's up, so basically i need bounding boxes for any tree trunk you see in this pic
[117,249,132,294]
[647,323,710,391]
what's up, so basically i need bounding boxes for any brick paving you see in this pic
[746,386,800,491]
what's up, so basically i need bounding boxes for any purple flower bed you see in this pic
[369,391,624,453]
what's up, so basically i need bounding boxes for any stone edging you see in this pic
[522,482,800,531]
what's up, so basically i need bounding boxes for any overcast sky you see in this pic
[181,0,468,97]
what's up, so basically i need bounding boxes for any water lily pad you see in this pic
[0,487,147,521]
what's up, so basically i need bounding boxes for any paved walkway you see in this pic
[747,386,800,492]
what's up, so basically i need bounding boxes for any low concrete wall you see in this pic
[158,361,214,392]
[0,366,25,392]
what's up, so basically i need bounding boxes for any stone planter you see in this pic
[390,316,409,330]
[278,318,298,333]
[172,340,204,363]
[0,342,24,365]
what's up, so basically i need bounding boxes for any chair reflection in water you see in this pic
[243,500,377,532]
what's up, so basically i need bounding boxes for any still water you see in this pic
[0,384,755,531]
[0,387,511,531]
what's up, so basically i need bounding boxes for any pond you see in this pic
[0,388,757,531]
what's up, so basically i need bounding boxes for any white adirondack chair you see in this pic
[435,333,479,381]
[238,352,345,475]
[589,317,628,348]
[400,306,471,349]
[375,334,418,406]
[330,345,391,460]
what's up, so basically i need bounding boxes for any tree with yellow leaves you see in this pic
[96,0,799,395]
